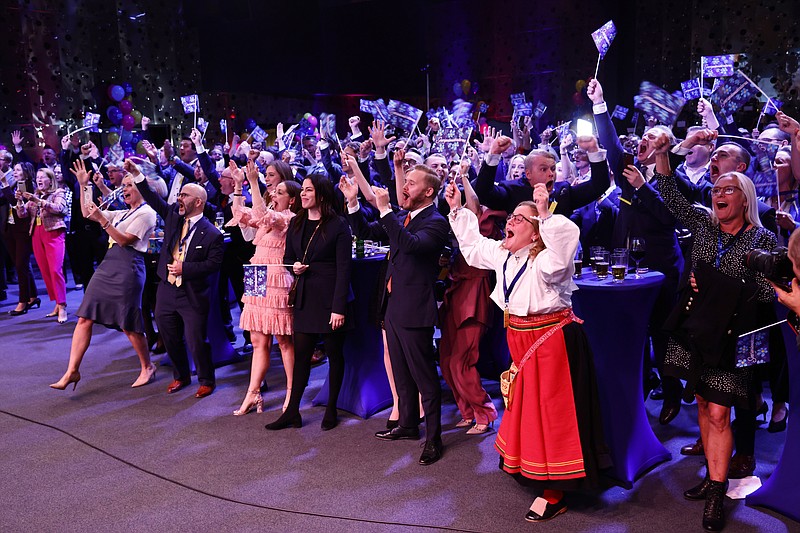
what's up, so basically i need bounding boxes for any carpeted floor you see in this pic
[0,280,796,532]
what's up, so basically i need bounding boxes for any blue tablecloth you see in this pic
[314,254,393,418]
[572,268,671,488]
[746,307,800,523]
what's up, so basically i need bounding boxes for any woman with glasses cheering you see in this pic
[644,128,777,532]
[50,159,157,391]
[444,180,610,523]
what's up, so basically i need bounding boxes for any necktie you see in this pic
[386,213,411,294]
[168,218,190,286]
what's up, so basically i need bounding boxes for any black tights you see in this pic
[285,330,346,419]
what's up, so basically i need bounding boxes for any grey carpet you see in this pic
[0,282,795,532]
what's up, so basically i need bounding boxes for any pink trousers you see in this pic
[32,225,66,305]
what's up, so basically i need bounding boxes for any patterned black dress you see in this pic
[657,171,776,408]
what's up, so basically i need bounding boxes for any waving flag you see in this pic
[451,99,474,128]
[611,105,629,120]
[763,99,783,115]
[479,102,489,114]
[709,70,758,117]
[250,126,268,143]
[534,101,547,118]
[431,127,472,162]
[196,117,208,133]
[387,99,424,132]
[633,81,686,126]
[359,99,375,114]
[83,112,100,132]
[591,20,617,59]
[751,169,778,197]
[219,119,228,135]
[701,55,735,78]
[681,79,702,100]
[510,92,526,106]
[180,94,199,114]
[514,102,533,117]
[281,124,298,147]
[748,139,781,173]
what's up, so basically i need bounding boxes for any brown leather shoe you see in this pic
[195,384,216,398]
[680,437,704,456]
[727,454,755,479]
[167,379,190,394]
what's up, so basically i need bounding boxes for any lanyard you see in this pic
[114,202,146,228]
[503,252,528,306]
[715,224,748,269]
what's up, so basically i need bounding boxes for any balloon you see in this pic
[307,115,318,128]
[472,82,479,95]
[245,118,257,130]
[120,129,133,143]
[106,105,123,124]
[136,140,147,154]
[303,112,311,119]
[131,133,142,145]
[122,82,133,95]
[124,150,136,159]
[461,79,471,96]
[130,110,142,124]
[121,114,136,131]
[108,126,119,134]
[106,132,120,145]
[107,84,125,102]
[453,82,463,97]
[575,79,587,92]
[118,99,133,114]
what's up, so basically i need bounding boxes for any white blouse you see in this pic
[103,204,157,253]
[449,208,580,316]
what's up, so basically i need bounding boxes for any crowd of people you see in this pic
[2,77,799,529]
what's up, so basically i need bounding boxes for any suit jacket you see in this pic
[135,178,223,312]
[348,204,449,328]
[284,215,352,333]
[473,155,610,217]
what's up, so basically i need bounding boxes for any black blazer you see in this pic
[135,178,224,311]
[284,215,352,333]
[348,204,449,328]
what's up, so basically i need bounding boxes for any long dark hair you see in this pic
[15,162,36,191]
[283,180,302,214]
[292,173,340,232]
[262,160,295,205]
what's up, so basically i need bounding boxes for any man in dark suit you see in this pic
[129,160,224,398]
[342,165,450,466]
[473,134,610,217]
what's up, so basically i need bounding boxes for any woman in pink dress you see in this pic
[228,160,301,415]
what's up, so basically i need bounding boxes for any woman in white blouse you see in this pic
[50,160,158,391]
[445,181,610,523]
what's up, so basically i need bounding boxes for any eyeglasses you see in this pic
[710,186,742,196]
[177,192,198,199]
[506,213,535,225]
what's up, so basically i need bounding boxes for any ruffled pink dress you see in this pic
[228,205,295,335]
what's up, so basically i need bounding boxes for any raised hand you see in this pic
[248,148,259,162]
[587,79,604,105]
[11,130,22,147]
[141,116,151,130]
[338,175,359,204]
[539,127,553,145]
[682,128,718,149]
[88,141,100,159]
[123,158,141,176]
[371,185,390,211]
[444,180,462,211]
[532,183,549,216]
[141,140,158,162]
[489,135,513,155]
[243,160,258,185]
[368,120,396,150]
[91,171,104,187]
[475,126,498,152]
[393,147,406,167]
[348,116,360,132]
[276,122,285,140]
[61,134,71,151]
[776,110,800,135]
[190,127,202,147]
[163,140,174,160]
[84,202,104,223]
[70,159,91,185]
[576,135,600,153]
[646,116,658,128]
[359,139,373,160]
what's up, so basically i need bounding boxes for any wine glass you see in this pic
[629,238,646,279]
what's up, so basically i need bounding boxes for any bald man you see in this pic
[130,161,224,398]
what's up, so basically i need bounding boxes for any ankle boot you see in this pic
[702,480,728,531]
[321,408,338,431]
[264,410,302,430]
[684,470,712,501]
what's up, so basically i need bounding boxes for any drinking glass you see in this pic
[589,246,605,274]
[611,250,628,282]
[595,250,610,280]
[574,244,583,278]
[629,238,646,278]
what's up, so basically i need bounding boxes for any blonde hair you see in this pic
[36,168,58,195]
[702,172,762,229]
[516,201,546,260]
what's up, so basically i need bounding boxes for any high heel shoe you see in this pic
[29,297,41,309]
[755,401,768,422]
[466,421,494,435]
[233,389,264,416]
[50,371,81,391]
[9,302,30,316]
[321,409,338,431]
[57,305,68,324]
[768,407,788,433]
[131,363,157,388]
[455,418,474,428]
[265,411,302,430]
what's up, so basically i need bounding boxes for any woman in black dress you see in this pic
[2,162,40,315]
[265,173,352,431]
[50,160,157,390]
[640,129,776,532]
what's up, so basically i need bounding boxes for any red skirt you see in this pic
[496,311,612,491]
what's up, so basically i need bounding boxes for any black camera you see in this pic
[744,247,794,290]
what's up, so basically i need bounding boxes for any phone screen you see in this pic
[622,152,635,169]
[16,181,26,194]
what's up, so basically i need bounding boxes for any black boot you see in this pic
[265,410,302,430]
[684,469,711,501]
[321,407,338,431]
[702,480,728,531]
